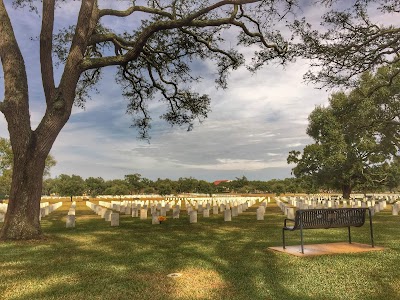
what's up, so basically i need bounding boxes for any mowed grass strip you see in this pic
[0,200,399,300]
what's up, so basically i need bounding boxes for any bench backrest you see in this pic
[293,208,367,229]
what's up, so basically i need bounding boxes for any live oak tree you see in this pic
[288,64,400,198]
[0,0,294,240]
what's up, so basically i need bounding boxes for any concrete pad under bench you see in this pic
[268,242,384,256]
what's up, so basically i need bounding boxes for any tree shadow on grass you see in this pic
[0,202,399,300]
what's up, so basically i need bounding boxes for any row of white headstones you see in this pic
[275,196,400,219]
[81,197,270,227]
[0,202,62,223]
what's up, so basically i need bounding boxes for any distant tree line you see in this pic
[40,173,400,198]
[41,174,300,197]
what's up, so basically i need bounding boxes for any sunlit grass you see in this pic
[0,200,399,300]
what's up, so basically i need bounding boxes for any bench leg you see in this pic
[282,228,286,249]
[368,208,375,248]
[348,226,352,244]
[300,228,304,254]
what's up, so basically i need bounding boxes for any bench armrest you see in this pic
[284,218,295,227]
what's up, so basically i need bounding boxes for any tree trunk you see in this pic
[0,0,97,240]
[0,143,47,240]
[342,184,352,200]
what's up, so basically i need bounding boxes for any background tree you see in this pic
[54,174,86,198]
[177,177,198,193]
[0,137,56,197]
[42,178,58,196]
[154,178,177,196]
[386,157,400,192]
[0,138,12,197]
[85,177,106,197]
[140,178,156,194]
[103,179,130,196]
[0,0,296,240]
[288,65,400,198]
[124,174,144,194]
[196,180,215,195]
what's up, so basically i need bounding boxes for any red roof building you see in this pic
[213,180,231,186]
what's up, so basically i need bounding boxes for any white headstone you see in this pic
[256,207,264,220]
[104,210,112,221]
[190,210,197,223]
[66,215,75,228]
[287,207,295,220]
[173,207,180,219]
[224,209,232,221]
[232,206,238,217]
[132,208,138,217]
[140,209,148,220]
[160,207,167,217]
[111,213,119,226]
[152,215,160,224]
[392,204,399,215]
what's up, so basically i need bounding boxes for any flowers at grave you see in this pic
[158,216,167,222]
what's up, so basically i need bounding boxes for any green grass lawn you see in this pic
[1,200,399,300]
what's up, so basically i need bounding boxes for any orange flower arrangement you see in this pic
[158,216,167,222]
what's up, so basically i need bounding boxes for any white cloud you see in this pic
[176,158,287,171]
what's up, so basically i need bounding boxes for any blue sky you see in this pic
[0,1,348,181]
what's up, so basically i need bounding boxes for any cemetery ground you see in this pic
[1,199,400,300]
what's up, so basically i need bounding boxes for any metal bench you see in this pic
[282,208,374,254]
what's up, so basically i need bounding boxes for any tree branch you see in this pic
[58,0,98,109]
[36,0,99,153]
[40,0,56,105]
[99,5,174,19]
[82,1,262,71]
[0,0,30,134]
[179,28,237,62]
